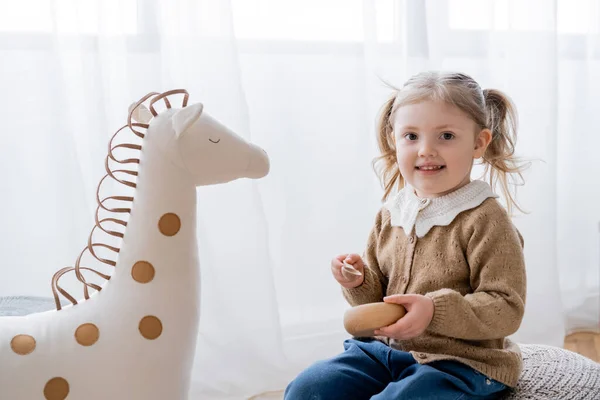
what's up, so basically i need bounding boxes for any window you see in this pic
[2,0,597,37]
[449,0,598,34]
[0,0,137,34]
[231,0,397,42]
[0,0,598,58]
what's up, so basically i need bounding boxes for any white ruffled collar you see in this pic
[383,180,498,238]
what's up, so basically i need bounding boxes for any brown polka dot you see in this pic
[75,323,99,346]
[10,334,36,355]
[158,213,181,236]
[139,316,162,340]
[131,261,155,283]
[44,377,69,400]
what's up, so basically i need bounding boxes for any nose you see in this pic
[418,138,437,158]
[246,145,270,179]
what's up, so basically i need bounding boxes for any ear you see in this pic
[128,103,153,124]
[172,103,204,139]
[474,128,492,159]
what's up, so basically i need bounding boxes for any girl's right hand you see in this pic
[331,253,365,289]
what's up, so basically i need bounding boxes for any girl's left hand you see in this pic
[374,294,434,340]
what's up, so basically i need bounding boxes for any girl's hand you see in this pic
[331,253,365,289]
[374,294,434,340]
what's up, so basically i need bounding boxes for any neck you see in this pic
[111,140,199,290]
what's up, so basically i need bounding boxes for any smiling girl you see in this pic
[285,71,528,400]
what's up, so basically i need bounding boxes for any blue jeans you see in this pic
[285,339,507,400]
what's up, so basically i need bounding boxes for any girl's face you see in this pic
[392,100,491,198]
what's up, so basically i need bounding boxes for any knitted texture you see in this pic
[343,185,527,387]
[504,344,600,399]
[0,296,56,316]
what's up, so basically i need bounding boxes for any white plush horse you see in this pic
[0,90,270,400]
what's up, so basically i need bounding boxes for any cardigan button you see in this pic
[417,353,427,359]
[409,236,415,243]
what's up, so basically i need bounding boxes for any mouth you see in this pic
[415,165,445,171]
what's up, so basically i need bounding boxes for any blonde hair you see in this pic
[373,71,528,215]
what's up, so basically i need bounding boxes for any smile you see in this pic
[416,165,445,171]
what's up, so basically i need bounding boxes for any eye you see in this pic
[404,133,418,141]
[209,138,220,144]
[440,132,455,140]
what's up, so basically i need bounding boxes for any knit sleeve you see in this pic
[341,209,387,306]
[425,202,527,340]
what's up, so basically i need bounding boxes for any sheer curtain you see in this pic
[1,0,598,398]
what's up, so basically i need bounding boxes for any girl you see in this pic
[285,71,528,400]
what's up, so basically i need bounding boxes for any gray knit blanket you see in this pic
[1,297,599,399]
[504,343,600,399]
[0,296,56,316]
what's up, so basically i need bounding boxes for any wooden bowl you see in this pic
[343,302,406,337]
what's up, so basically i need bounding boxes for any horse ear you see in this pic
[128,102,153,124]
[172,103,204,138]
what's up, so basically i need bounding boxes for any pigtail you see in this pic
[372,93,402,201]
[482,89,529,215]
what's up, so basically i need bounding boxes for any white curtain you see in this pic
[1,0,599,398]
